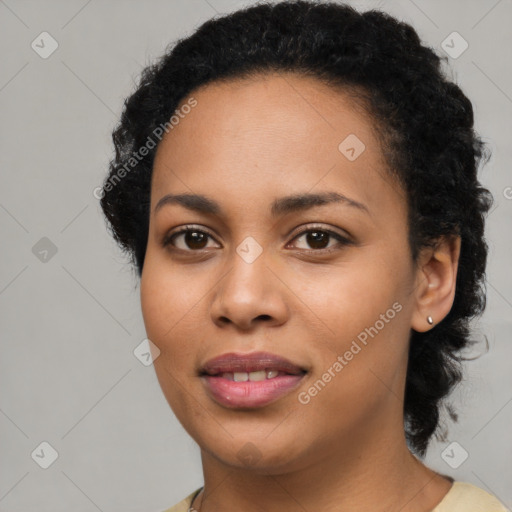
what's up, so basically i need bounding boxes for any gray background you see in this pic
[0,0,511,511]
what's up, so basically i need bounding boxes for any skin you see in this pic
[140,71,461,512]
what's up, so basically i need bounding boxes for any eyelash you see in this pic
[162,224,353,255]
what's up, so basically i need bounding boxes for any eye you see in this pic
[287,225,353,253]
[162,225,218,251]
[162,224,353,254]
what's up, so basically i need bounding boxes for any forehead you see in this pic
[154,72,379,164]
[151,72,401,218]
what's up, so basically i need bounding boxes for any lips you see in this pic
[200,351,306,376]
[199,351,307,408]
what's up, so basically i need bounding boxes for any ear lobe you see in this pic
[411,235,461,333]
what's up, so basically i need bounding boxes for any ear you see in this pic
[410,234,461,333]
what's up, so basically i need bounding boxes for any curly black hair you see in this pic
[99,0,493,457]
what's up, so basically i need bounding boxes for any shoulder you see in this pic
[433,481,510,512]
[160,488,202,512]
[159,482,510,512]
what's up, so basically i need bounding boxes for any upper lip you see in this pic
[200,351,307,376]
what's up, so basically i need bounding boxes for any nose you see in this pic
[210,249,289,331]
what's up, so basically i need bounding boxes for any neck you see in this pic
[193,415,452,512]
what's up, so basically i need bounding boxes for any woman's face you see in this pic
[140,72,423,472]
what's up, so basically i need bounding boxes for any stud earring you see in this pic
[427,316,434,325]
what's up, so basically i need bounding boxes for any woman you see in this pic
[99,1,508,510]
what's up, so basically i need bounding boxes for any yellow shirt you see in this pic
[161,482,509,512]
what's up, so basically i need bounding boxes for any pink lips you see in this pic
[200,351,306,408]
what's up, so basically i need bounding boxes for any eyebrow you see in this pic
[154,191,370,217]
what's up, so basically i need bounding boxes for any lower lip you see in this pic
[201,374,305,408]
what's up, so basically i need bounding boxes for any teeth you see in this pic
[220,370,281,381]
[248,370,266,381]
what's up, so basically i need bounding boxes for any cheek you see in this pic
[140,254,206,348]
[290,253,410,392]
[294,296,408,438]
[291,255,405,337]
[140,262,204,422]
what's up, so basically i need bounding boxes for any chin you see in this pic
[195,428,308,474]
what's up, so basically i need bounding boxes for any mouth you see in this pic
[199,351,308,409]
